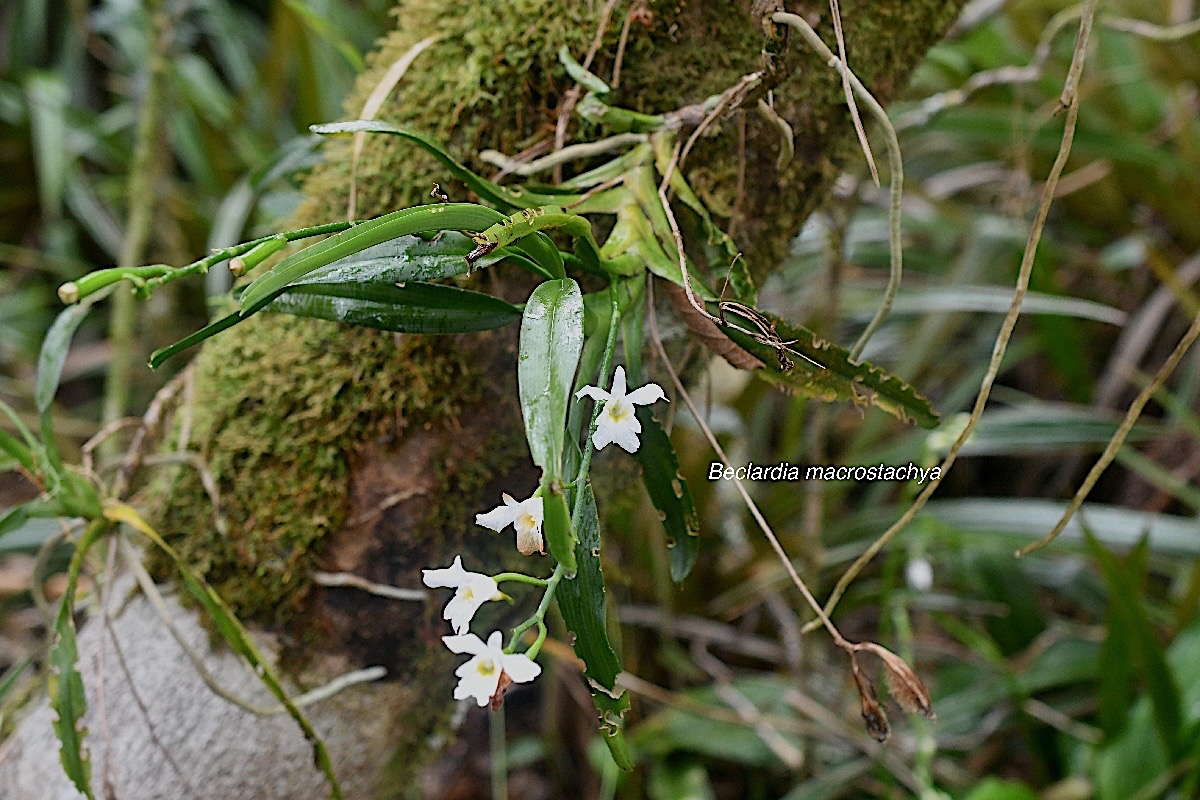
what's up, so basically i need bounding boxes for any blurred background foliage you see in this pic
[3,1,1200,799]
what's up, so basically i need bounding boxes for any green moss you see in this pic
[152,312,477,620]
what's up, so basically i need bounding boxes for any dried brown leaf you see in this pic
[662,282,765,371]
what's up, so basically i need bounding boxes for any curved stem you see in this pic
[770,11,904,362]
[507,563,565,656]
[1017,303,1200,555]
[61,220,360,305]
[492,572,549,588]
[801,0,1100,632]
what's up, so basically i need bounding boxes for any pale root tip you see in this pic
[58,283,80,305]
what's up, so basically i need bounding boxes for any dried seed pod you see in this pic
[861,642,935,719]
[850,654,890,742]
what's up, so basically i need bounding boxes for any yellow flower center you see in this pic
[606,400,632,423]
[517,512,537,531]
[475,657,498,677]
[460,586,475,602]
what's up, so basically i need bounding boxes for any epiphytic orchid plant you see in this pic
[42,48,939,786]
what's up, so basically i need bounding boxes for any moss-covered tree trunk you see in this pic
[0,2,961,797]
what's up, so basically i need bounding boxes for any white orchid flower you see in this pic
[421,556,501,634]
[575,365,667,453]
[476,493,544,555]
[443,631,541,707]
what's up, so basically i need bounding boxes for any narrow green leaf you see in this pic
[267,282,523,334]
[105,503,344,799]
[37,304,90,415]
[150,221,550,367]
[540,481,578,576]
[556,483,633,770]
[149,309,242,368]
[0,429,35,474]
[48,520,107,800]
[24,72,69,219]
[239,203,507,311]
[1085,530,1183,758]
[1098,590,1135,739]
[37,303,90,470]
[633,408,700,582]
[310,121,573,209]
[280,0,363,70]
[558,45,611,95]
[518,279,584,480]
[0,655,33,705]
[719,308,939,429]
[298,231,504,284]
[0,506,30,539]
[576,94,665,133]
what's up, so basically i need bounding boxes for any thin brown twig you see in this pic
[646,280,848,648]
[801,0,1101,632]
[141,452,228,536]
[690,640,803,768]
[553,0,621,182]
[657,137,719,324]
[347,35,439,221]
[312,571,428,602]
[81,417,142,483]
[769,11,903,361]
[610,1,641,89]
[1017,303,1200,555]
[122,541,384,715]
[114,365,189,499]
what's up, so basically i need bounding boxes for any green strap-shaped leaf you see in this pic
[240,203,512,311]
[719,308,939,429]
[297,231,503,284]
[266,282,523,335]
[518,279,584,481]
[0,429,35,475]
[48,519,107,800]
[557,483,634,771]
[633,408,701,583]
[106,503,344,799]
[310,120,573,210]
[36,303,90,469]
[1086,530,1184,759]
[149,310,242,368]
[36,304,89,416]
[577,93,666,133]
[540,481,578,577]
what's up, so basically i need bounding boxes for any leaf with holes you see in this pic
[48,520,107,800]
[633,408,700,582]
[557,483,633,771]
[719,308,939,429]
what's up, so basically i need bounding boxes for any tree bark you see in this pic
[0,2,963,797]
